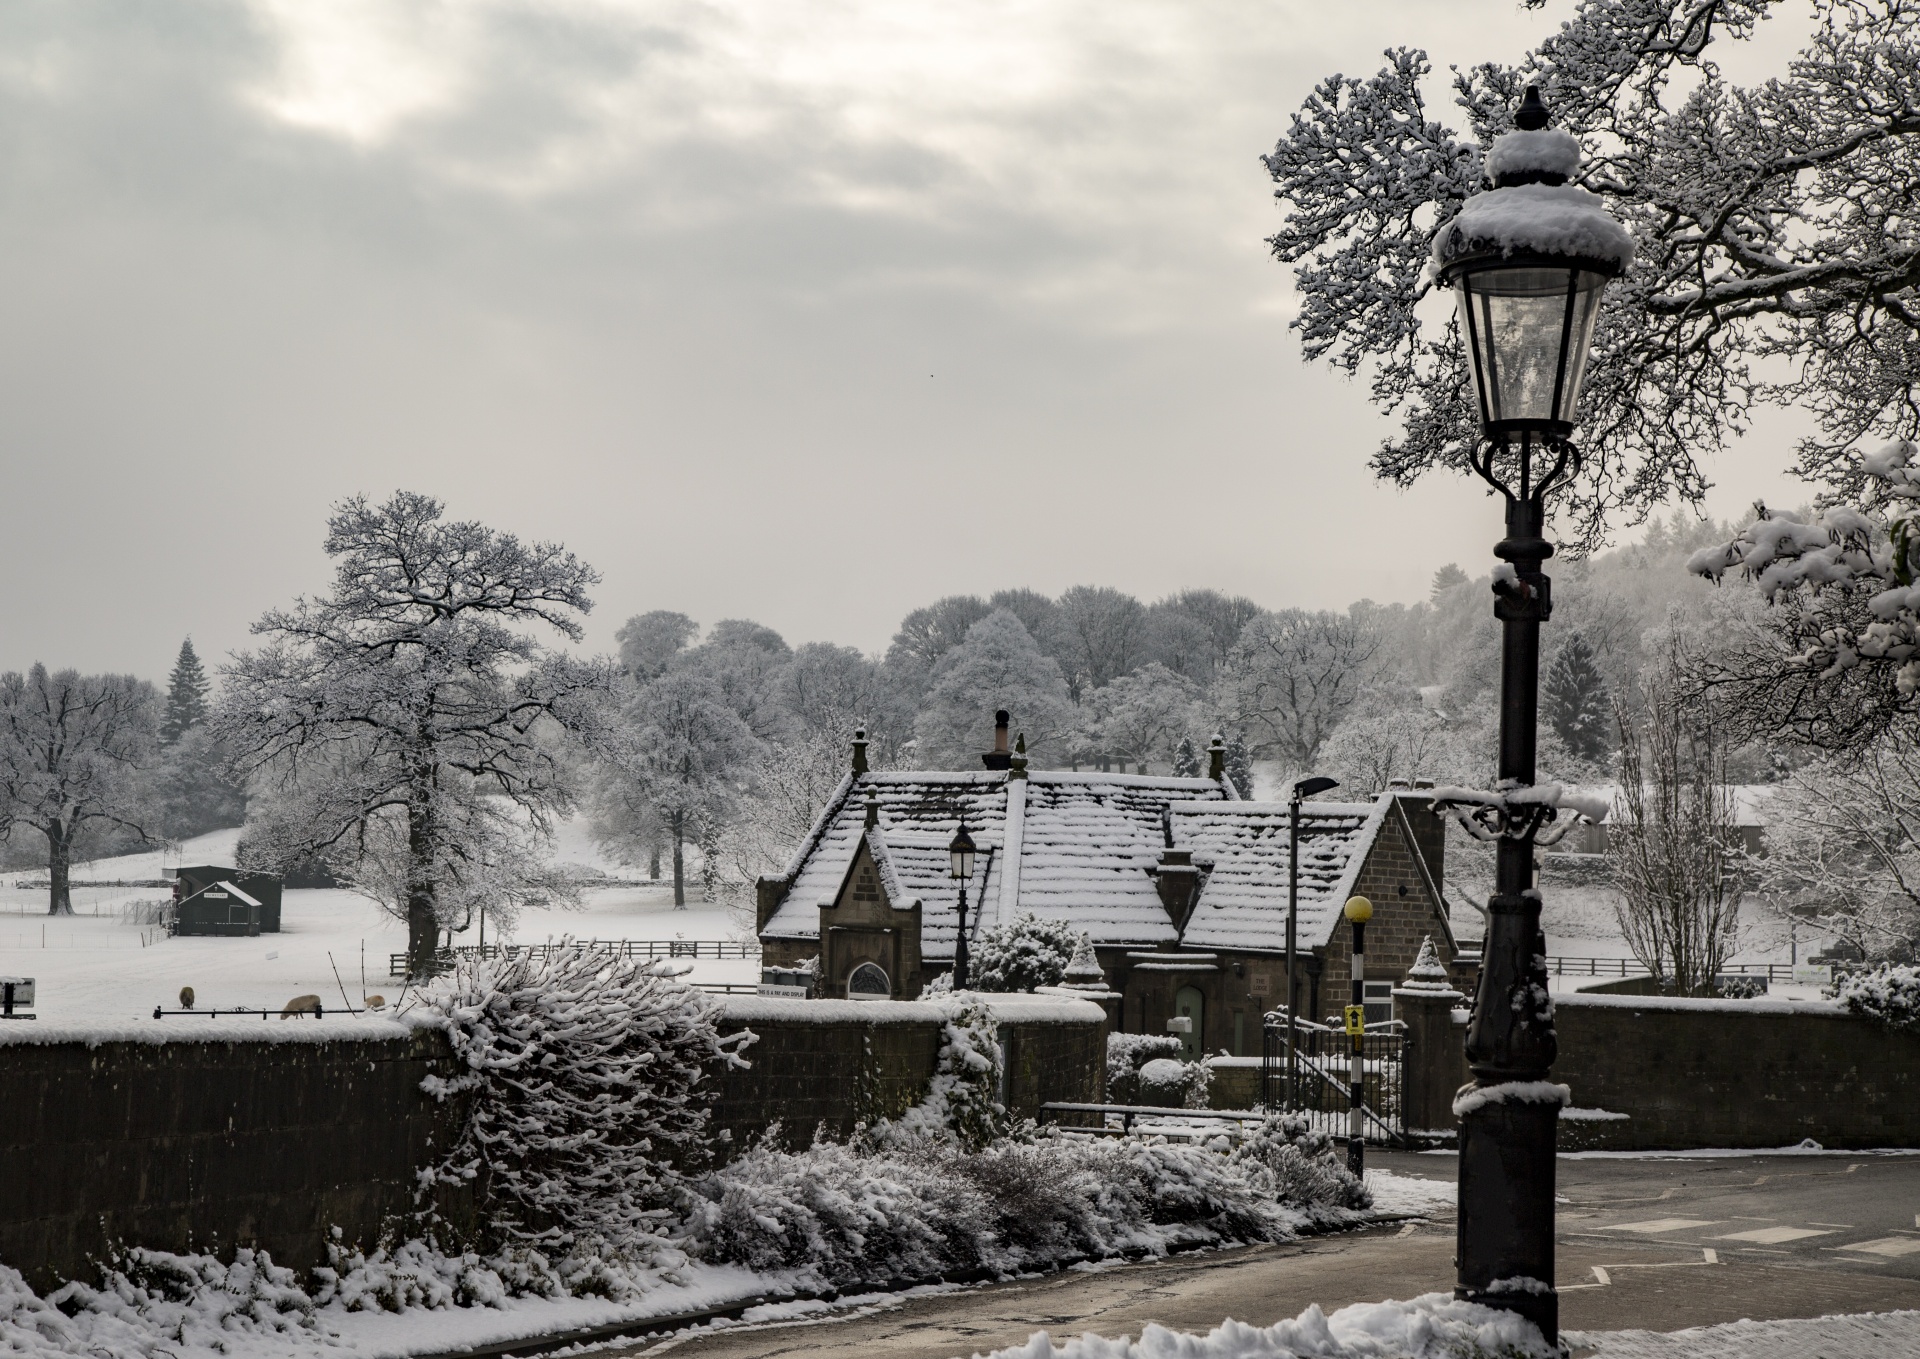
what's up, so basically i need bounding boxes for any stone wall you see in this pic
[1553,994,1920,1150]
[1398,991,1920,1150]
[0,1024,462,1292]
[709,994,1108,1149]
[0,996,1108,1290]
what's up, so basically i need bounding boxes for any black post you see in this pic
[954,882,970,990]
[1455,472,1561,1340]
[1286,795,1300,1111]
[1348,916,1365,1176]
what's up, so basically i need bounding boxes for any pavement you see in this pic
[581,1149,1920,1359]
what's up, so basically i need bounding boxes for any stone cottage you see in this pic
[756,718,1462,1057]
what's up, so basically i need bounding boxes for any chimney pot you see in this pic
[982,709,1014,770]
[864,792,880,829]
[851,727,870,775]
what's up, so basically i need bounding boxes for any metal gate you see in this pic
[1260,1019,1407,1145]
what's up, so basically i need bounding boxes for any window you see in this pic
[1363,980,1394,1026]
[846,962,890,999]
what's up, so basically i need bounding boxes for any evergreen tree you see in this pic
[1543,632,1612,764]
[161,638,211,744]
[1430,564,1468,601]
[1172,736,1200,778]
[1225,732,1254,799]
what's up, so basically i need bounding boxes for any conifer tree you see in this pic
[1225,732,1255,799]
[1543,632,1611,764]
[161,638,211,744]
[1172,736,1200,778]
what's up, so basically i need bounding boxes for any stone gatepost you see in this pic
[1394,936,1467,1137]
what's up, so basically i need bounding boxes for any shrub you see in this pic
[1831,963,1920,1028]
[971,913,1080,992]
[416,944,752,1258]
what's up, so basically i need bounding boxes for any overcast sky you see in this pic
[0,1,1813,676]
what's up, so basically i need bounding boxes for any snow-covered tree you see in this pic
[1082,663,1201,773]
[1223,608,1384,769]
[595,671,759,908]
[0,666,159,914]
[914,611,1076,767]
[1609,644,1744,993]
[678,621,791,742]
[1053,586,1149,701]
[1430,564,1468,601]
[770,642,913,762]
[1264,2,1920,549]
[614,611,697,681]
[887,595,992,675]
[968,912,1081,992]
[1317,684,1466,794]
[1153,589,1263,674]
[153,725,247,840]
[1171,736,1200,778]
[1543,631,1613,764]
[1225,733,1255,799]
[217,492,610,974]
[1758,738,1920,963]
[160,638,211,744]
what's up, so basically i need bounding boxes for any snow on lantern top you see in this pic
[1431,89,1633,275]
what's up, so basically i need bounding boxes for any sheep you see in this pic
[280,994,322,1019]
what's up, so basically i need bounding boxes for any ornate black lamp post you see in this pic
[949,822,978,989]
[1286,774,1338,1110]
[1430,86,1631,1345]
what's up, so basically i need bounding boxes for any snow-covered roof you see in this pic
[1171,799,1386,952]
[762,769,1235,957]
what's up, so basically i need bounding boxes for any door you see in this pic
[1174,984,1204,1061]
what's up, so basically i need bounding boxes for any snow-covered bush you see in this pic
[684,1118,1367,1290]
[970,912,1080,992]
[876,997,1009,1150]
[1105,1033,1208,1107]
[1137,1057,1212,1110]
[417,944,753,1259]
[1831,964,1920,1028]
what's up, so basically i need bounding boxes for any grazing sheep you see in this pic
[363,994,386,1010]
[280,994,322,1019]
[179,986,195,1010]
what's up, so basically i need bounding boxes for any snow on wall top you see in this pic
[0,1015,424,1048]
[1172,798,1385,952]
[1432,182,1634,270]
[715,992,1105,1026]
[762,769,1231,951]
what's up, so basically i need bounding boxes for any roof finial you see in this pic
[1207,734,1226,782]
[864,790,880,829]
[1515,84,1549,131]
[851,726,869,775]
[1010,733,1029,780]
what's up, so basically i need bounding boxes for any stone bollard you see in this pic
[1394,937,1468,1138]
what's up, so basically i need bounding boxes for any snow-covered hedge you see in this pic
[1831,963,1920,1028]
[416,945,753,1258]
[971,913,1082,992]
[683,1113,1368,1290]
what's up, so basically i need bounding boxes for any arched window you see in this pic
[847,962,891,999]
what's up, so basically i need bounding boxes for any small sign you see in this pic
[756,983,809,998]
[1792,965,1832,987]
[1343,1004,1366,1035]
[1164,1015,1192,1033]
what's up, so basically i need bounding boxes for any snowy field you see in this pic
[0,826,759,1025]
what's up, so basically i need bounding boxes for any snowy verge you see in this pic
[1566,1308,1920,1358]
[1556,993,1845,1017]
[974,1291,1551,1359]
[1362,1171,1455,1218]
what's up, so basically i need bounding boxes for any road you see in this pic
[588,1150,1920,1359]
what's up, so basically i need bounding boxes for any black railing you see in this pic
[1260,1023,1407,1145]
[1542,956,1801,984]
[389,938,760,978]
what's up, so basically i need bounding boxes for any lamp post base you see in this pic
[1455,1097,1560,1343]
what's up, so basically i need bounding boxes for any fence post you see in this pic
[1393,962,1466,1139]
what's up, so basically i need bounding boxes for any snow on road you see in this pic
[0,827,758,1025]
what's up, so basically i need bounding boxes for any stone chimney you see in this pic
[1009,734,1029,780]
[1207,734,1226,781]
[1150,848,1202,935]
[982,710,1013,770]
[851,727,869,775]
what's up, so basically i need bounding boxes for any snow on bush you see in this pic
[977,1290,1551,1359]
[971,913,1081,992]
[0,1247,326,1358]
[1105,1033,1208,1108]
[683,1113,1367,1292]
[415,944,753,1260]
[875,996,1009,1150]
[1831,963,1920,1028]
